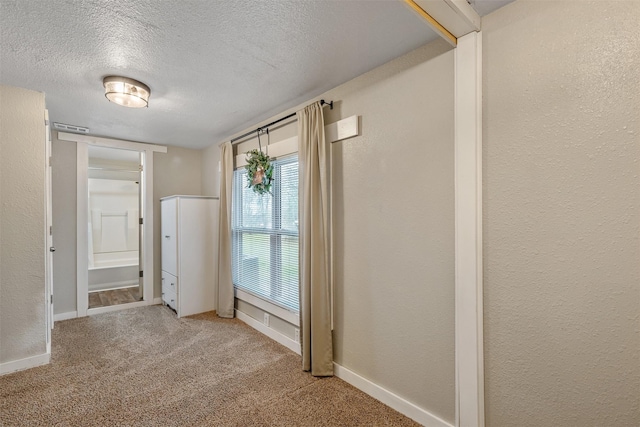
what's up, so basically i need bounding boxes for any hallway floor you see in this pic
[88,286,141,309]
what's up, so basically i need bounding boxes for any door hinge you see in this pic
[49,156,52,166]
[139,218,143,225]
[50,295,53,304]
[139,165,143,172]
[139,271,143,278]
[50,226,53,235]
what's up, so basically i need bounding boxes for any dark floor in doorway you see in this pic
[88,287,141,309]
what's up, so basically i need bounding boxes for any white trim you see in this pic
[413,0,480,38]
[325,115,359,144]
[0,353,50,376]
[87,300,150,316]
[77,142,89,317]
[454,31,484,427]
[54,311,78,322]
[58,132,167,153]
[235,309,301,355]
[334,363,453,427]
[141,149,154,304]
[444,0,481,31]
[54,298,160,322]
[45,109,53,340]
[235,288,300,326]
[160,195,219,201]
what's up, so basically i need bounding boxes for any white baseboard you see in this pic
[0,352,50,376]
[54,311,78,322]
[235,309,301,355]
[333,363,453,427]
[55,298,162,321]
[87,299,150,316]
[231,309,451,426]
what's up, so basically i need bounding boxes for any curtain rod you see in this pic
[229,99,333,145]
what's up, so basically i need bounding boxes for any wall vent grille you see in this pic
[53,122,89,134]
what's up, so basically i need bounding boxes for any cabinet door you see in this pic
[161,198,178,276]
[177,198,216,317]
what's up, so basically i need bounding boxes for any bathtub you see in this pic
[88,251,139,292]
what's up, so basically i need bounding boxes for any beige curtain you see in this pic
[217,141,234,318]
[297,102,333,376]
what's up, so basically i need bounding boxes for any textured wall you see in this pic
[153,147,202,298]
[0,85,46,364]
[201,144,221,197]
[327,41,455,422]
[51,135,77,315]
[212,38,456,423]
[483,1,640,425]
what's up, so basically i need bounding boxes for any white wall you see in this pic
[153,146,203,299]
[483,1,640,425]
[51,136,77,315]
[0,85,47,365]
[208,38,456,423]
[328,40,455,423]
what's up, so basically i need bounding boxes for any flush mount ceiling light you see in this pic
[103,76,150,108]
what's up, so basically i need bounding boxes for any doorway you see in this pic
[57,131,166,318]
[87,146,142,309]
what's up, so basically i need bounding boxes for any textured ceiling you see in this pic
[0,0,513,149]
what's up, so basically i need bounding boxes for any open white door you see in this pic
[138,152,144,299]
[45,110,54,349]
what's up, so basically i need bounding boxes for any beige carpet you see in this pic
[1,306,419,426]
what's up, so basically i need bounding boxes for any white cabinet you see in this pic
[161,195,218,317]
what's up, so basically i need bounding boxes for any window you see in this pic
[232,155,299,312]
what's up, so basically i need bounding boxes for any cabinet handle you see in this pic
[164,235,170,238]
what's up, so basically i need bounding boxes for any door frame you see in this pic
[58,132,166,317]
[405,2,485,426]
[454,31,484,427]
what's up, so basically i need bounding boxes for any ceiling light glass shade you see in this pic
[103,76,150,108]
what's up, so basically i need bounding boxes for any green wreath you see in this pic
[245,149,274,195]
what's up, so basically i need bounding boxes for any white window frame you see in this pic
[232,151,300,318]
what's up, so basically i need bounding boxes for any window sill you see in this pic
[234,288,300,327]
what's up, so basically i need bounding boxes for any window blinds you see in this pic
[232,155,299,312]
